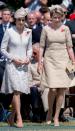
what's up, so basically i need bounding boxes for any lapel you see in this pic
[0,24,4,34]
[0,24,4,40]
[8,23,12,28]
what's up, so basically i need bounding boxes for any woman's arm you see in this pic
[72,34,75,39]
[67,46,75,63]
[26,31,32,60]
[24,32,32,65]
[37,47,44,74]
[1,30,14,61]
[65,26,75,63]
[37,27,47,73]
[38,47,44,64]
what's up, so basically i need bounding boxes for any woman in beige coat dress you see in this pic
[38,5,75,126]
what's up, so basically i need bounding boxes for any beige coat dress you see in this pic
[40,25,73,89]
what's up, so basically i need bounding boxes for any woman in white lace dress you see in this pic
[0,7,32,127]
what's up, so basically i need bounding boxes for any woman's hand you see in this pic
[13,58,30,65]
[13,59,24,65]
[22,58,30,65]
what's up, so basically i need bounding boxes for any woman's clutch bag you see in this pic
[66,60,75,74]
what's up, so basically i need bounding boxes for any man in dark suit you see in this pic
[0,8,12,86]
[27,11,43,44]
[0,8,13,109]
[0,8,12,47]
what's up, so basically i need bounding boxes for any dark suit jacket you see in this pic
[32,23,42,44]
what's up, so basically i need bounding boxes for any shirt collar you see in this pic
[3,22,10,28]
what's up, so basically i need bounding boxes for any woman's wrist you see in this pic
[41,58,43,63]
[72,61,75,64]
[38,62,42,65]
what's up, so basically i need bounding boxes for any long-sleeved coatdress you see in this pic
[0,26,32,94]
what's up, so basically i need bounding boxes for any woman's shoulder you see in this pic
[4,26,15,36]
[42,25,50,33]
[43,25,50,30]
[6,26,16,32]
[61,24,70,31]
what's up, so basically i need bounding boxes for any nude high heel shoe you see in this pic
[46,120,51,125]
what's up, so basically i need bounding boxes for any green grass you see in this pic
[0,120,75,131]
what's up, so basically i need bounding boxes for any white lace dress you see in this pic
[0,26,32,94]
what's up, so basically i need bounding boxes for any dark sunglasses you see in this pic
[0,17,2,20]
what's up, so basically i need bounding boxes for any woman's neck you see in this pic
[16,26,24,34]
[18,29,24,34]
[51,22,62,30]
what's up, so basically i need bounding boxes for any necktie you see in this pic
[4,25,7,31]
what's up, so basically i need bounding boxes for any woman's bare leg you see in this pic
[46,89,56,124]
[54,88,66,126]
[12,91,23,127]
